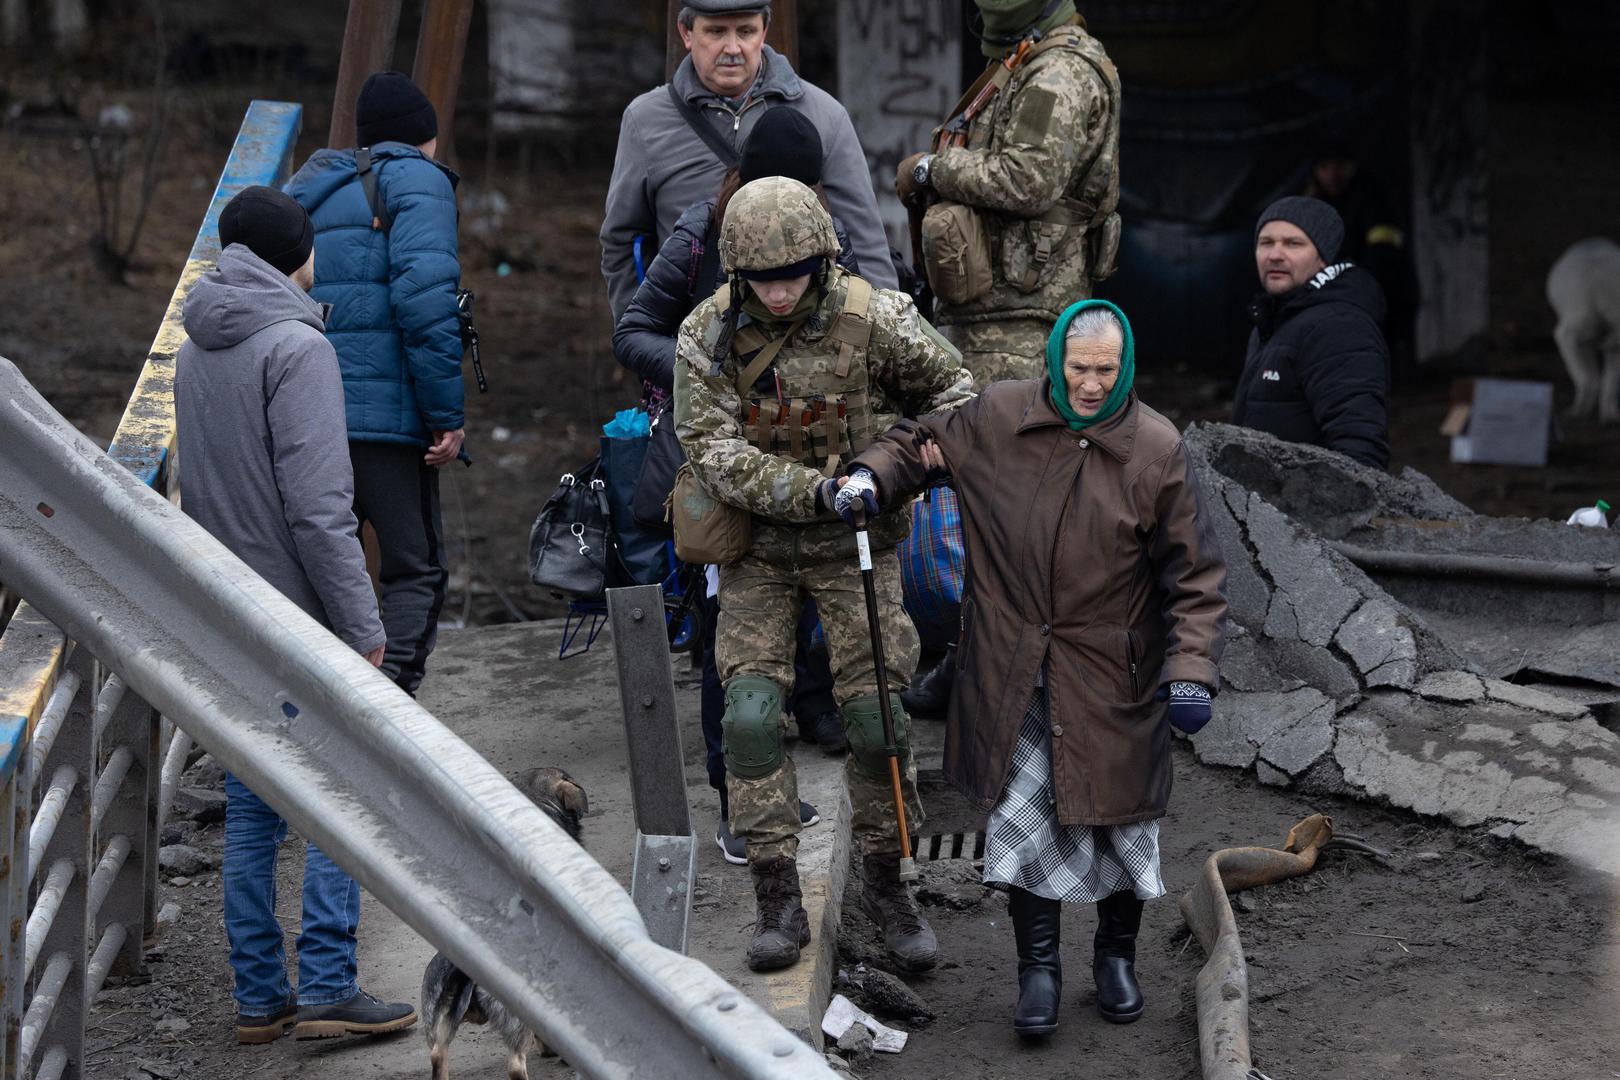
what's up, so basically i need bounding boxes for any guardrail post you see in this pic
[98,688,158,977]
[607,585,696,954]
[1,755,21,1077]
[27,649,93,1080]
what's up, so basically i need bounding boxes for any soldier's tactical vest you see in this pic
[932,21,1123,324]
[708,271,894,479]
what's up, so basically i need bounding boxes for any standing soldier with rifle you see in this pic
[675,177,974,973]
[896,0,1122,385]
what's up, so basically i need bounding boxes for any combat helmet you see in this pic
[720,176,840,281]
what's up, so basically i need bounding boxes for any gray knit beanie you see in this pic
[1255,196,1345,263]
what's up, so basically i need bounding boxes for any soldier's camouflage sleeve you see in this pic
[673,300,827,524]
[869,289,977,416]
[930,55,1106,218]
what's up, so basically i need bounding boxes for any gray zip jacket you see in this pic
[600,46,895,325]
[176,244,386,655]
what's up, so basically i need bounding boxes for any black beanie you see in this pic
[1255,196,1345,263]
[739,108,823,187]
[218,185,314,275]
[355,70,437,148]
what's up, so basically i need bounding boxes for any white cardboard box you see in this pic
[1445,378,1554,467]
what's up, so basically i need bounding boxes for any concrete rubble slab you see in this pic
[1483,678,1593,719]
[1334,692,1620,876]
[1416,670,1486,703]
[1182,422,1620,876]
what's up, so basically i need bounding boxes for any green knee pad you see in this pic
[723,677,785,780]
[842,693,910,779]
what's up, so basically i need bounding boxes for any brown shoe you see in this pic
[236,996,297,1044]
[860,853,939,972]
[747,856,811,972]
[292,990,417,1039]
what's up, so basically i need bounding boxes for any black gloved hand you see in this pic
[1156,681,1213,735]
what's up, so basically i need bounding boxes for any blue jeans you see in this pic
[223,774,359,1011]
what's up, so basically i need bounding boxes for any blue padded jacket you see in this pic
[285,143,462,446]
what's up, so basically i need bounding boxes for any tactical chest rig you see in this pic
[930,21,1122,293]
[710,273,880,479]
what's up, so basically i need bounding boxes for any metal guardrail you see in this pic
[0,361,831,1078]
[0,99,834,1078]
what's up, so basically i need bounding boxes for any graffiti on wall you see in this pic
[837,0,963,248]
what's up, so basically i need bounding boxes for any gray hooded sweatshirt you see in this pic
[176,244,385,655]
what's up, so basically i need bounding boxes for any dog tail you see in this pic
[422,952,477,1066]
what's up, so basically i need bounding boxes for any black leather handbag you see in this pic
[632,406,686,537]
[528,459,619,599]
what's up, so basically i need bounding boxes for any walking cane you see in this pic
[850,504,919,882]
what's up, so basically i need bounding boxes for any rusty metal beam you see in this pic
[411,0,476,160]
[665,0,798,82]
[329,0,405,149]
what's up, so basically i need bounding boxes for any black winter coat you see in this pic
[612,197,858,392]
[1230,263,1391,469]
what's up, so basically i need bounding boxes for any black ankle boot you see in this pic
[1093,891,1144,1023]
[900,643,956,719]
[1009,887,1061,1037]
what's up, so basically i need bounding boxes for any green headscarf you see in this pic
[1045,298,1135,430]
[977,0,1079,57]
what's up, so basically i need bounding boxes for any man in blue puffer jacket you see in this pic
[285,71,464,696]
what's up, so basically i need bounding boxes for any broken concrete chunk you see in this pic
[170,786,226,824]
[1416,671,1485,703]
[1255,761,1292,787]
[1258,701,1337,776]
[1335,599,1419,686]
[1189,701,1258,769]
[159,844,214,877]
[1483,679,1591,719]
[1246,495,1361,647]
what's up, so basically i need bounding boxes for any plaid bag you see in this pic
[899,484,965,652]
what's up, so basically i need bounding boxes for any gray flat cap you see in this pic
[684,0,771,14]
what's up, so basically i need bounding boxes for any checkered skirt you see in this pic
[981,688,1166,903]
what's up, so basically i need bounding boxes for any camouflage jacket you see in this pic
[931,22,1121,327]
[675,266,975,565]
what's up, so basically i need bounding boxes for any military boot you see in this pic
[900,644,955,720]
[747,856,811,972]
[1093,891,1145,1023]
[859,853,938,972]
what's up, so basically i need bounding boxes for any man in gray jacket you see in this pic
[175,186,417,1045]
[599,0,895,324]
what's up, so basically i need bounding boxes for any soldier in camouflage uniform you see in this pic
[675,176,975,973]
[897,0,1122,384]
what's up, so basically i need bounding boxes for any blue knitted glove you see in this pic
[1158,681,1213,734]
[832,468,880,528]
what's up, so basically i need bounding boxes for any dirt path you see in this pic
[841,741,1620,1080]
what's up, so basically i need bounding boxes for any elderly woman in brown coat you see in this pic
[827,299,1227,1038]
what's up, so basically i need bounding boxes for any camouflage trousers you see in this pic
[944,318,1053,384]
[716,549,923,863]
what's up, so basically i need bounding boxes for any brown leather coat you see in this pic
[854,381,1227,825]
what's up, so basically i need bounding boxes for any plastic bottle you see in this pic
[1566,499,1611,528]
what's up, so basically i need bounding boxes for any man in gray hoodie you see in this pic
[599,0,895,325]
[175,186,417,1045]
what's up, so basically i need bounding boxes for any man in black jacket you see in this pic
[1231,196,1390,469]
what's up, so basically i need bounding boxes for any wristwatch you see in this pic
[912,153,933,189]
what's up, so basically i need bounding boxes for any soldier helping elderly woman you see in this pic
[674,175,1228,1034]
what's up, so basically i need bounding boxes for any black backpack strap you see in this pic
[666,82,741,168]
[355,147,393,236]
